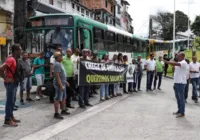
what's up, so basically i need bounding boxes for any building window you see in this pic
[105,0,108,8]
[49,0,53,5]
[81,8,84,14]
[57,1,62,8]
[72,3,75,9]
[77,6,80,11]
[86,11,89,16]
[90,13,93,18]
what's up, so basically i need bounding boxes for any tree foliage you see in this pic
[151,10,189,40]
[193,37,200,50]
[191,16,200,36]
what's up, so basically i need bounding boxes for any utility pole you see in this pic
[14,0,27,48]
[149,15,152,39]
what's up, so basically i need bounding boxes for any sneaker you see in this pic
[4,119,18,127]
[61,110,70,115]
[100,97,105,101]
[13,107,18,111]
[173,111,180,115]
[40,95,47,99]
[26,98,34,102]
[195,100,198,103]
[158,88,161,90]
[54,113,63,120]
[176,114,185,118]
[79,105,86,109]
[85,103,93,107]
[105,96,110,100]
[35,96,40,100]
[14,105,19,108]
[20,99,25,105]
[11,116,21,123]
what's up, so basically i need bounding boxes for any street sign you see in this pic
[0,37,6,45]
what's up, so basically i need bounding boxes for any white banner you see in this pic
[126,64,135,83]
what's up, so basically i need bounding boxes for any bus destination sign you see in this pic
[45,16,73,26]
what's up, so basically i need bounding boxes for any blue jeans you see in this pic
[146,71,154,90]
[154,72,163,89]
[78,86,89,106]
[4,83,18,120]
[137,72,142,90]
[100,84,109,98]
[173,83,185,115]
[191,78,199,100]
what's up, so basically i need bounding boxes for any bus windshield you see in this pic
[26,28,73,54]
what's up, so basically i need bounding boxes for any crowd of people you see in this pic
[0,43,200,127]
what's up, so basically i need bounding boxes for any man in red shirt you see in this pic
[0,44,22,127]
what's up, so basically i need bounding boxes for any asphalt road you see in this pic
[0,77,200,140]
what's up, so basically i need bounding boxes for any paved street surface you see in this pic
[0,77,200,140]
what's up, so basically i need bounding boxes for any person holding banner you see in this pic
[115,53,124,96]
[77,49,93,108]
[109,54,118,98]
[100,54,110,101]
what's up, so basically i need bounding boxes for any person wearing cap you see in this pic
[153,56,164,90]
[77,48,93,108]
[53,51,70,119]
[71,48,80,101]
[145,53,156,92]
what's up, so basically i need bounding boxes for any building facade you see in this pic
[0,0,14,64]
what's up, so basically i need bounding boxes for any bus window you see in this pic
[104,31,116,52]
[93,28,104,51]
[117,34,125,52]
[45,28,73,53]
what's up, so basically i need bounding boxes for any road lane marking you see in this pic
[19,95,128,140]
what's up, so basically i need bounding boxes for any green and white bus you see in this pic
[25,13,147,63]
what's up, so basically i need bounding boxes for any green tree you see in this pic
[193,37,200,50]
[151,10,189,40]
[191,16,200,36]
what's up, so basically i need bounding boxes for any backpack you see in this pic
[7,57,25,83]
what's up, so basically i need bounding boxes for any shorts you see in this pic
[20,77,32,91]
[35,74,45,86]
[54,85,66,101]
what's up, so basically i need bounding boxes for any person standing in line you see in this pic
[20,52,34,105]
[77,49,93,108]
[109,54,118,98]
[0,44,22,127]
[71,48,80,101]
[33,52,47,100]
[145,53,156,92]
[184,59,190,103]
[189,56,200,103]
[115,53,124,96]
[50,45,62,78]
[136,55,143,91]
[164,52,188,118]
[163,54,170,77]
[123,55,128,94]
[100,54,110,101]
[53,51,70,119]
[62,48,75,108]
[90,52,99,95]
[153,56,164,90]
[131,59,138,92]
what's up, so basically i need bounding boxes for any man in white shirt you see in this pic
[164,52,188,118]
[145,53,156,92]
[50,45,62,78]
[71,48,80,100]
[189,56,200,103]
